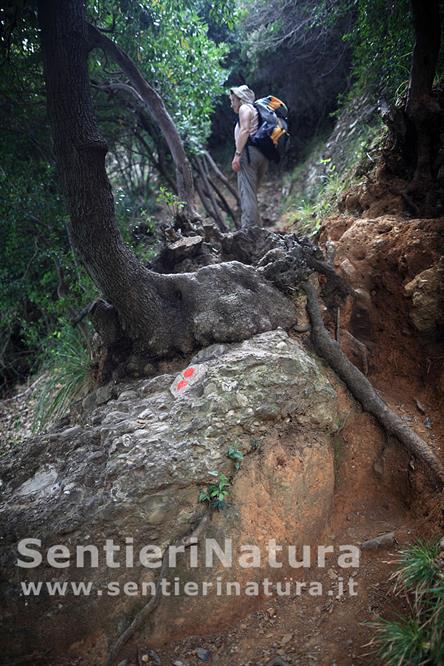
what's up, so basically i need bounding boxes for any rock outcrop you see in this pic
[404,257,444,334]
[0,330,338,665]
[319,213,444,417]
[320,215,444,344]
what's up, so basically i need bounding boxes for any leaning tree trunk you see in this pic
[406,0,441,188]
[37,0,296,359]
[87,24,197,215]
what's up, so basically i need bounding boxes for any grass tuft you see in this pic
[395,541,441,595]
[33,323,94,432]
[368,539,444,666]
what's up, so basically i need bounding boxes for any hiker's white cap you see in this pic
[230,85,255,104]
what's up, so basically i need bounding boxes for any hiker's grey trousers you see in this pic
[238,146,268,228]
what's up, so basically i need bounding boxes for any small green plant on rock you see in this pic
[198,471,230,510]
[198,444,253,510]
[227,445,244,469]
[156,186,186,220]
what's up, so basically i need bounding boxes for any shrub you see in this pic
[369,540,444,665]
[33,323,95,432]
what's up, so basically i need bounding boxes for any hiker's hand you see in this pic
[232,155,241,172]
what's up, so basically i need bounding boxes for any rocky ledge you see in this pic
[0,329,338,665]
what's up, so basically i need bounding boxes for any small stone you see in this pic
[147,649,161,665]
[82,391,97,411]
[414,399,426,414]
[236,393,248,407]
[118,390,139,401]
[373,458,384,476]
[361,532,395,550]
[280,633,293,645]
[340,258,356,277]
[96,383,114,405]
[267,607,276,618]
[195,648,211,662]
[59,426,83,440]
[172,661,186,666]
[424,416,433,429]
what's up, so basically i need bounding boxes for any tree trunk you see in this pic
[407,0,441,108]
[87,23,197,215]
[37,0,182,356]
[37,0,295,359]
[406,0,441,187]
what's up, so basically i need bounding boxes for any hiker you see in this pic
[230,85,268,228]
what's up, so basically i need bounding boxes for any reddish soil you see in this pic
[124,212,444,666]
[319,214,444,468]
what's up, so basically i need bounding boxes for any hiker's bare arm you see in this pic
[236,105,253,153]
[232,105,253,172]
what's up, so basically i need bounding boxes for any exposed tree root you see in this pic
[302,281,444,489]
[87,226,349,373]
[84,222,443,488]
[104,513,211,666]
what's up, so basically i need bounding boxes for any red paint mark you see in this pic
[176,379,188,391]
[183,367,195,378]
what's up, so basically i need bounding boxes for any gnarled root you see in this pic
[302,281,444,489]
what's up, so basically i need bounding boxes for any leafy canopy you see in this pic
[89,0,235,149]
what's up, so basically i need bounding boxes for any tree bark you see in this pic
[406,0,441,187]
[37,0,296,359]
[407,0,441,109]
[87,23,197,215]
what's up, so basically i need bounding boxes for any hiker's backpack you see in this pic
[248,95,289,163]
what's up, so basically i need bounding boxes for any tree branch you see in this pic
[87,23,196,215]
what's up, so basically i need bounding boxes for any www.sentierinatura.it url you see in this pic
[20,576,358,598]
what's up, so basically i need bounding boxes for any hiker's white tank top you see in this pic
[234,103,259,141]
